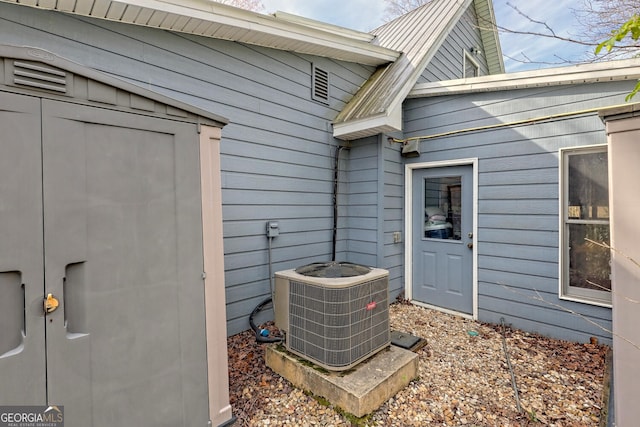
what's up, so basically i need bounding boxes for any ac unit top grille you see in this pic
[295,261,371,278]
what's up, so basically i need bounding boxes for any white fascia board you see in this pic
[476,0,505,74]
[387,103,403,131]
[333,114,389,140]
[91,0,399,65]
[410,58,640,98]
[332,105,402,140]
[272,11,375,43]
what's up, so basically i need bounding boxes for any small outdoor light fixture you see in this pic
[470,46,482,56]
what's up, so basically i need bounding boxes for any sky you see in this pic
[260,0,594,73]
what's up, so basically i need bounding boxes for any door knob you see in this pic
[467,242,473,249]
[44,293,59,314]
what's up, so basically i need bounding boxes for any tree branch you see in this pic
[500,284,640,352]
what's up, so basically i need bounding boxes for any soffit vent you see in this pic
[8,60,71,95]
[312,65,330,104]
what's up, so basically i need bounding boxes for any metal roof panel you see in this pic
[334,0,475,140]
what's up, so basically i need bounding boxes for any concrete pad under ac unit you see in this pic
[265,344,418,418]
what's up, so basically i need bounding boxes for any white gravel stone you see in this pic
[229,303,608,426]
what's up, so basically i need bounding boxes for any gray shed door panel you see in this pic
[0,94,209,426]
[0,92,47,404]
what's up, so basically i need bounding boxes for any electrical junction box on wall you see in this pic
[267,221,279,237]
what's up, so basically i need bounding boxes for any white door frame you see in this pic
[404,158,479,320]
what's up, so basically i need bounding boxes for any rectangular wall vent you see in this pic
[312,65,330,104]
[11,60,69,94]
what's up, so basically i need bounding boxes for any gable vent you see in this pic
[312,65,330,104]
[11,60,68,94]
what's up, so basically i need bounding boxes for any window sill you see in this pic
[559,294,612,309]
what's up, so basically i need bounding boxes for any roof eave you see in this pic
[333,105,402,141]
[409,58,640,98]
[0,0,399,66]
[272,11,376,43]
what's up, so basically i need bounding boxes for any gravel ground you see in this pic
[228,302,609,427]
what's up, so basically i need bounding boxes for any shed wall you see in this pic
[402,81,634,343]
[0,1,374,335]
[605,113,640,426]
[0,71,230,425]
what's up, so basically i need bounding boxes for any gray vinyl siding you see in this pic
[382,139,405,299]
[344,138,379,268]
[0,2,375,335]
[343,136,405,301]
[402,81,633,344]
[419,5,489,83]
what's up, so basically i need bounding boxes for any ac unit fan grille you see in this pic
[287,275,389,370]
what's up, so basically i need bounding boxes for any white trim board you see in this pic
[0,0,398,66]
[410,58,640,98]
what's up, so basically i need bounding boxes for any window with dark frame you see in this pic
[423,176,462,240]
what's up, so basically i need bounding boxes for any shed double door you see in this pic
[0,92,209,426]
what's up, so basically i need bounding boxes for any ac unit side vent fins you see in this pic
[278,268,390,371]
[11,60,68,94]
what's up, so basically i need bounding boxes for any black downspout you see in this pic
[333,145,348,262]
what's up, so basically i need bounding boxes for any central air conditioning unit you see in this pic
[274,262,390,371]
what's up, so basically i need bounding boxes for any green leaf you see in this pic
[596,15,640,54]
[625,81,640,102]
[596,15,640,101]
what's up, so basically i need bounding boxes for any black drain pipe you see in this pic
[249,297,282,344]
[333,145,349,262]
